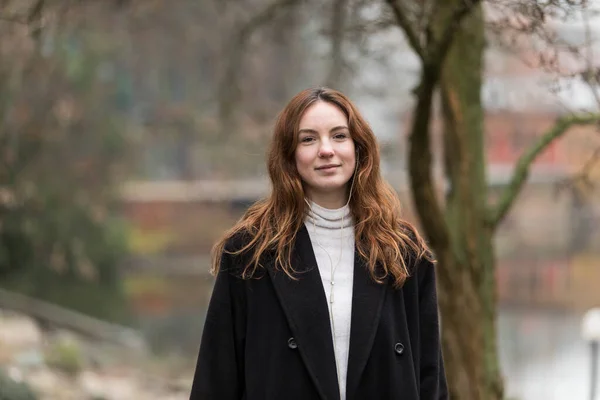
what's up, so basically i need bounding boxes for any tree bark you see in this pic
[405,1,503,398]
[436,3,504,398]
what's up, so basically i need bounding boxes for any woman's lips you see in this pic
[316,164,340,171]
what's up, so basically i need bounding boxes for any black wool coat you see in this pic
[190,224,448,400]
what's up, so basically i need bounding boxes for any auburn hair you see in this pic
[211,87,431,288]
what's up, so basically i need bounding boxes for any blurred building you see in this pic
[484,24,600,310]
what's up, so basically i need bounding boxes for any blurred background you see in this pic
[0,0,600,399]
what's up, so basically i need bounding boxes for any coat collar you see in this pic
[267,224,386,400]
[346,244,387,400]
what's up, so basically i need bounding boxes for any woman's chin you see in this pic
[308,181,349,195]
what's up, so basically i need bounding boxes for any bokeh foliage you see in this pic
[0,11,132,323]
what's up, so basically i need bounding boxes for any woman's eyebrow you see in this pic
[298,126,349,134]
[298,128,318,135]
[330,125,349,132]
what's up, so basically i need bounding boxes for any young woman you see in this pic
[190,87,448,400]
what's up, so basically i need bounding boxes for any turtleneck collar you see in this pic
[305,200,353,230]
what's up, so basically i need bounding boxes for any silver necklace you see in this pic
[305,200,350,395]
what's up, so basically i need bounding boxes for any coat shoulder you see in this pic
[217,230,253,276]
[398,223,435,277]
[220,229,272,279]
[223,228,254,253]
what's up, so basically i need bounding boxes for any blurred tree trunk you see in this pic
[399,0,600,397]
[435,4,504,399]
[392,1,501,394]
[325,0,347,89]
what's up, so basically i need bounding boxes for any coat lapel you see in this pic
[345,250,387,400]
[267,224,340,400]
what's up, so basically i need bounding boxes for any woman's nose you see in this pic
[318,142,334,158]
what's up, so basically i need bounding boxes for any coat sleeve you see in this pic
[190,252,247,400]
[418,259,449,400]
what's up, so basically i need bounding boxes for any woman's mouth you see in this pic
[316,164,340,171]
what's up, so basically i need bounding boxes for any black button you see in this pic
[288,337,298,349]
[394,342,404,355]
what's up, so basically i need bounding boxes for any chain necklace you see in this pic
[305,199,353,397]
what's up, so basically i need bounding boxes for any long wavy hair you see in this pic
[211,87,431,287]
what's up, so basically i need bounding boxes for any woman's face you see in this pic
[295,101,356,208]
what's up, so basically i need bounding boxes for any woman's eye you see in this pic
[300,136,315,143]
[334,133,348,140]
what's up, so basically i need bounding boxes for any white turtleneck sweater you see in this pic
[304,201,355,400]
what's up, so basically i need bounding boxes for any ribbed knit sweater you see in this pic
[304,200,355,400]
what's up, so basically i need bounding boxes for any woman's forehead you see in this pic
[298,102,348,131]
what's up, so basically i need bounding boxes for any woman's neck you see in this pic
[305,200,352,229]
[306,191,348,209]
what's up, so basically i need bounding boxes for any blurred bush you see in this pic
[44,337,84,376]
[0,369,38,400]
[0,19,132,323]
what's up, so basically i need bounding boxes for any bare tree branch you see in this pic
[399,0,483,259]
[386,0,482,66]
[556,146,600,193]
[218,0,303,133]
[324,0,349,89]
[239,0,302,38]
[0,0,79,34]
[487,113,600,230]
[0,0,45,26]
[385,0,425,59]
[409,69,451,254]
[26,0,45,38]
[0,14,27,24]
[26,0,45,24]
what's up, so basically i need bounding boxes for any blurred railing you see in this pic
[0,288,146,350]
